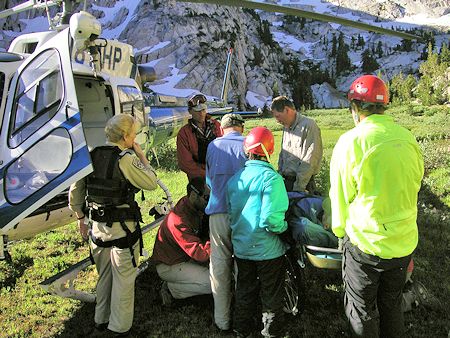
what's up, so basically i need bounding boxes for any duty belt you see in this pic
[90,228,141,250]
[89,206,142,226]
[87,204,143,267]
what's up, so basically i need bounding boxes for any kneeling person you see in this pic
[151,177,212,304]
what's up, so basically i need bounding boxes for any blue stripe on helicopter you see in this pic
[60,112,82,131]
[0,145,90,229]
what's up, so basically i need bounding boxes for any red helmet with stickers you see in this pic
[244,127,274,157]
[348,75,389,105]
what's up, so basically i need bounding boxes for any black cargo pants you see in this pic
[233,255,286,337]
[342,237,411,338]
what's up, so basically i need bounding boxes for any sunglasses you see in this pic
[188,94,207,108]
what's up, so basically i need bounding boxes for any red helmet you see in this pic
[348,75,389,105]
[244,127,274,157]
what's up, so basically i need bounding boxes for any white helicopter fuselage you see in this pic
[0,23,149,244]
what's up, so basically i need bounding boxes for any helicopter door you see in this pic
[0,28,92,229]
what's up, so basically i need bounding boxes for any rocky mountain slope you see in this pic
[1,0,449,108]
[330,0,450,20]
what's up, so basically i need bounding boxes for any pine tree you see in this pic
[439,43,450,64]
[402,75,417,103]
[351,36,356,50]
[300,17,306,29]
[357,35,365,49]
[258,20,275,47]
[417,43,447,105]
[376,41,383,58]
[400,39,413,52]
[335,32,351,75]
[330,34,337,57]
[390,73,416,105]
[272,81,280,98]
[361,49,380,73]
[253,46,263,66]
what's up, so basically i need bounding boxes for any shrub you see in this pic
[419,138,450,178]
[315,157,331,196]
[149,142,178,171]
[411,105,424,116]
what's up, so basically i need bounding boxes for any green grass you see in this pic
[0,108,449,337]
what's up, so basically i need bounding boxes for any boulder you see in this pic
[311,83,348,108]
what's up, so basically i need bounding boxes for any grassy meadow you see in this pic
[0,106,449,337]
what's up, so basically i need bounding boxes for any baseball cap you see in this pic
[221,113,245,128]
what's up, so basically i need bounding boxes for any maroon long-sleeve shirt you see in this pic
[151,196,210,265]
[176,117,222,179]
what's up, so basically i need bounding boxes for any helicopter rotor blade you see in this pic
[0,0,62,20]
[178,0,422,40]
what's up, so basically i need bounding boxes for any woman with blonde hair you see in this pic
[69,114,158,336]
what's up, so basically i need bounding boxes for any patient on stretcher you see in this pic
[286,192,338,248]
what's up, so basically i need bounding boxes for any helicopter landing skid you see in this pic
[39,216,165,302]
[0,235,11,262]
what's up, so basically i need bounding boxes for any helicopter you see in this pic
[0,1,259,261]
[0,0,421,301]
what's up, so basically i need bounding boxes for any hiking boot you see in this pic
[214,323,232,335]
[90,322,109,337]
[106,329,131,337]
[233,330,252,338]
[160,281,173,306]
[94,322,109,331]
[411,281,441,310]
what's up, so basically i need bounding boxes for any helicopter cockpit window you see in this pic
[9,49,63,148]
[117,85,146,131]
[4,128,71,205]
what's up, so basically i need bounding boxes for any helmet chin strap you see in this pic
[245,143,271,163]
[260,144,271,163]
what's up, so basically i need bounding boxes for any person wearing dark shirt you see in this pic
[176,94,223,179]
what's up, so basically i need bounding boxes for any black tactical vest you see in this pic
[86,146,139,207]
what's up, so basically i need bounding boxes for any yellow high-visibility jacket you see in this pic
[330,114,424,259]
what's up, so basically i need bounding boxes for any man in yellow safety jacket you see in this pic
[329,75,424,338]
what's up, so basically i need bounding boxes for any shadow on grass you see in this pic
[56,265,224,338]
[55,184,450,338]
[0,255,34,290]
[54,254,449,338]
[55,263,348,338]
[412,184,450,337]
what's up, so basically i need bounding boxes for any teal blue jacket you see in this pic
[227,160,288,260]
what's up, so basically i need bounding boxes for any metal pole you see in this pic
[220,48,233,105]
